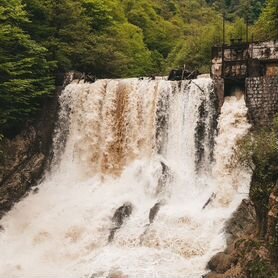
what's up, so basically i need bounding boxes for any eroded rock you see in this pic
[0,88,59,218]
[156,161,173,195]
[112,202,133,227]
[225,199,256,244]
[206,199,257,277]
[108,202,133,242]
[207,252,237,273]
[149,202,161,224]
[0,153,45,215]
[108,271,128,278]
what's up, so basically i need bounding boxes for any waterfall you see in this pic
[0,78,251,278]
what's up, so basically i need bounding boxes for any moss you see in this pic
[247,257,277,278]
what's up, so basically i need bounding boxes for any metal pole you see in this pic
[246,0,249,43]
[251,33,254,59]
[246,21,249,43]
[222,13,225,78]
[223,13,225,45]
[276,4,278,39]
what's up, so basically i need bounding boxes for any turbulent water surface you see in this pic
[0,78,251,278]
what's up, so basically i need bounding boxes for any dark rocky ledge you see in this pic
[205,196,278,278]
[0,89,60,219]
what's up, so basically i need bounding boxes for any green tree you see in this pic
[254,0,278,40]
[23,0,93,72]
[0,0,54,135]
[207,0,266,23]
[165,4,222,72]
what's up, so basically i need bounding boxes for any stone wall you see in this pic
[245,76,278,126]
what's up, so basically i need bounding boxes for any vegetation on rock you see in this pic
[232,115,278,275]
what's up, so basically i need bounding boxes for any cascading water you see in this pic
[0,78,251,278]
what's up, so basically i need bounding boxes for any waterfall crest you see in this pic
[0,78,251,278]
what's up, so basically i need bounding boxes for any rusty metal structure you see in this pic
[211,40,278,97]
[211,40,278,126]
[212,41,278,80]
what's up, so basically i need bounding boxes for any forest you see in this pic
[0,0,277,136]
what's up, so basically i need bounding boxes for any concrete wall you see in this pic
[246,76,278,126]
[251,41,278,60]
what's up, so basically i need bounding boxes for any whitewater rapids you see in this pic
[0,78,251,278]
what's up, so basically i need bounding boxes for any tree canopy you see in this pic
[0,0,275,136]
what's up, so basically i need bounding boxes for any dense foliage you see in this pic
[0,0,276,135]
[235,116,278,236]
[207,0,266,22]
[0,0,55,135]
[254,0,278,40]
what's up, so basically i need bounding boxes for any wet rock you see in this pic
[108,271,128,278]
[108,202,133,242]
[206,200,257,277]
[0,153,45,215]
[203,272,223,278]
[195,100,207,168]
[112,202,133,226]
[32,187,39,194]
[149,202,161,224]
[156,161,173,194]
[0,88,59,218]
[225,199,256,244]
[155,91,170,154]
[207,252,237,273]
[0,126,37,185]
[89,272,106,278]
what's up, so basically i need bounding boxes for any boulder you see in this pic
[108,271,128,278]
[112,202,133,226]
[207,252,237,273]
[203,272,223,278]
[108,202,133,242]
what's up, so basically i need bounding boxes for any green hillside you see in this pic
[0,0,277,135]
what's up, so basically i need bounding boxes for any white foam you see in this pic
[0,79,251,278]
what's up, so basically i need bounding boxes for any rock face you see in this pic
[206,199,257,278]
[108,202,133,242]
[206,196,278,278]
[208,252,238,274]
[0,91,59,218]
[149,202,161,224]
[225,199,257,243]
